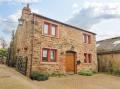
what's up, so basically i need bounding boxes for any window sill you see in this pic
[83,43,91,44]
[83,63,92,65]
[40,62,58,65]
[41,34,59,39]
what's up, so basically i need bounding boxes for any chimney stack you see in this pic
[21,4,31,19]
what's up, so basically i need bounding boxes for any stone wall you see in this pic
[15,6,34,76]
[31,15,97,74]
[14,6,97,76]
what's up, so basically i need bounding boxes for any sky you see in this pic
[0,0,120,45]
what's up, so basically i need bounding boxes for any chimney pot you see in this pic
[27,4,29,8]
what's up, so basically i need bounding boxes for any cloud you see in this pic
[0,0,41,4]
[72,3,79,9]
[31,8,41,14]
[72,3,80,14]
[8,10,21,22]
[0,8,41,34]
[67,2,120,29]
[0,10,21,34]
[0,7,41,46]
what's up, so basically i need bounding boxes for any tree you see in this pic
[0,48,8,59]
[7,30,16,66]
[0,37,7,48]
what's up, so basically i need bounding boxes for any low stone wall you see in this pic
[32,63,65,74]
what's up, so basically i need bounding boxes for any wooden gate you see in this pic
[16,56,28,75]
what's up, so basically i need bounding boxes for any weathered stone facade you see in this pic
[97,37,120,72]
[15,5,97,76]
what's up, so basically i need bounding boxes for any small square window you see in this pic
[41,48,57,62]
[83,34,91,44]
[84,53,92,63]
[43,22,59,37]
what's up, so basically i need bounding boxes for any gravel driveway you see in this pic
[0,64,120,89]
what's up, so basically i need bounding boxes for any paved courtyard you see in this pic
[0,64,120,89]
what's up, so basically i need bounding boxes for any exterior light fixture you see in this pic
[71,45,75,51]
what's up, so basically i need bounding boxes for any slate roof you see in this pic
[97,36,120,54]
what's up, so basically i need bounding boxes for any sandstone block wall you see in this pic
[14,6,97,76]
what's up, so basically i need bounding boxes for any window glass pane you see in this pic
[88,35,91,44]
[50,50,56,62]
[84,53,87,63]
[88,54,92,63]
[42,49,48,62]
[44,24,49,34]
[83,34,86,43]
[51,25,56,36]
[83,35,85,43]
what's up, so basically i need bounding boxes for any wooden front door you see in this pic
[65,52,76,73]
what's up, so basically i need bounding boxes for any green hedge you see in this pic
[109,68,120,76]
[31,72,49,81]
[78,70,93,76]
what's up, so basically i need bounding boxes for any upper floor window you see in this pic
[43,23,49,35]
[51,25,57,36]
[83,33,91,44]
[43,22,59,37]
[83,34,87,43]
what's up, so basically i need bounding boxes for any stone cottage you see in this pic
[97,37,120,72]
[13,5,97,77]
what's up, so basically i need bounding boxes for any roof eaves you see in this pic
[98,50,120,55]
[97,36,120,43]
[32,13,96,35]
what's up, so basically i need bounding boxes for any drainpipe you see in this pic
[29,14,34,77]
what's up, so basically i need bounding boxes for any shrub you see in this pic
[108,67,114,74]
[31,72,49,81]
[111,68,120,76]
[78,70,93,76]
[0,48,8,59]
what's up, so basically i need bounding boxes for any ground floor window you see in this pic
[84,53,92,63]
[42,48,48,62]
[42,48,57,62]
